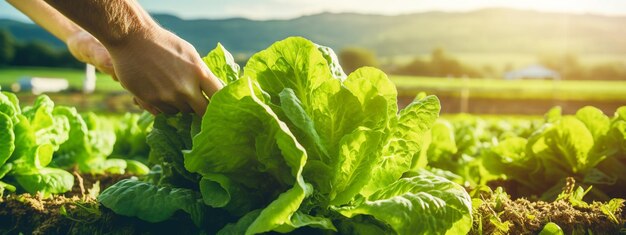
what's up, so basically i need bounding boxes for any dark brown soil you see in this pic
[64,172,133,198]
[472,179,626,235]
[2,173,625,234]
[0,173,199,235]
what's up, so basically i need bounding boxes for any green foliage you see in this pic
[335,173,472,235]
[396,48,481,78]
[539,222,565,235]
[0,91,73,196]
[99,179,206,226]
[0,27,81,68]
[102,38,471,234]
[110,112,154,165]
[202,43,240,84]
[0,29,15,66]
[338,47,379,74]
[428,105,626,200]
[0,87,152,196]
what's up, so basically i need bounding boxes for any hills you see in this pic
[1,8,625,57]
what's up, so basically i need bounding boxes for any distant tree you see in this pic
[590,62,626,80]
[395,57,432,76]
[56,50,83,69]
[395,48,481,78]
[482,65,497,78]
[339,47,378,74]
[11,41,61,67]
[0,29,15,66]
[539,53,585,80]
[430,47,465,76]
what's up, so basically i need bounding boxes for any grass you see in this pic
[390,76,626,101]
[2,66,625,102]
[381,53,626,70]
[0,66,123,92]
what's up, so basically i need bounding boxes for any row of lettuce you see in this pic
[3,36,623,234]
[0,90,152,196]
[420,108,625,234]
[423,106,626,201]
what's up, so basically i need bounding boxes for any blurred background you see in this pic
[0,0,625,115]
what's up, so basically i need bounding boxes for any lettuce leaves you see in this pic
[0,88,152,196]
[0,93,73,197]
[101,37,472,234]
[483,105,626,200]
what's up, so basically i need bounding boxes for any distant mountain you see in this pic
[2,8,625,56]
[0,19,64,48]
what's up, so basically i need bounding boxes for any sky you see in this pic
[1,0,626,22]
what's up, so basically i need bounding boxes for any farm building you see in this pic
[12,77,69,94]
[503,64,560,80]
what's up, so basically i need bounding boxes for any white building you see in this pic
[504,64,560,80]
[12,77,69,94]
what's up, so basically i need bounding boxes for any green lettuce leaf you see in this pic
[425,120,458,169]
[316,44,346,80]
[243,37,331,106]
[99,178,206,226]
[52,106,90,168]
[147,113,199,187]
[334,173,472,235]
[0,112,14,166]
[203,43,240,85]
[21,95,69,150]
[343,67,398,128]
[329,127,383,205]
[186,77,312,234]
[111,112,153,162]
[13,167,74,197]
[575,106,610,142]
[544,117,598,173]
[0,92,19,122]
[362,95,440,196]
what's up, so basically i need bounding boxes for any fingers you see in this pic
[133,97,159,115]
[199,67,224,99]
[159,100,194,115]
[90,43,117,79]
[135,96,196,115]
[187,89,209,116]
[185,64,222,116]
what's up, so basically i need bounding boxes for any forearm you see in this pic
[43,0,158,47]
[7,0,82,42]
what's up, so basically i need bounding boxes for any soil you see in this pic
[473,178,626,234]
[2,174,624,234]
[0,173,200,235]
[64,172,133,198]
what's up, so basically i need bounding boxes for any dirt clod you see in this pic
[472,185,625,235]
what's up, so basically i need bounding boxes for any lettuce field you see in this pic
[1,37,624,234]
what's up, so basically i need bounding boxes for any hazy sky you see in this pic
[1,0,626,22]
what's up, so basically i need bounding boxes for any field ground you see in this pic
[382,53,626,70]
[1,67,625,115]
[392,76,626,115]
[0,67,122,92]
[390,76,626,101]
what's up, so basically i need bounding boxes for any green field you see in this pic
[390,75,626,101]
[0,67,123,92]
[382,53,626,70]
[1,67,625,102]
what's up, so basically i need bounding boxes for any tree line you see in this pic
[0,29,82,68]
[339,47,626,81]
[2,27,625,81]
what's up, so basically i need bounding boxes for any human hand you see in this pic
[106,27,223,115]
[66,31,116,78]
